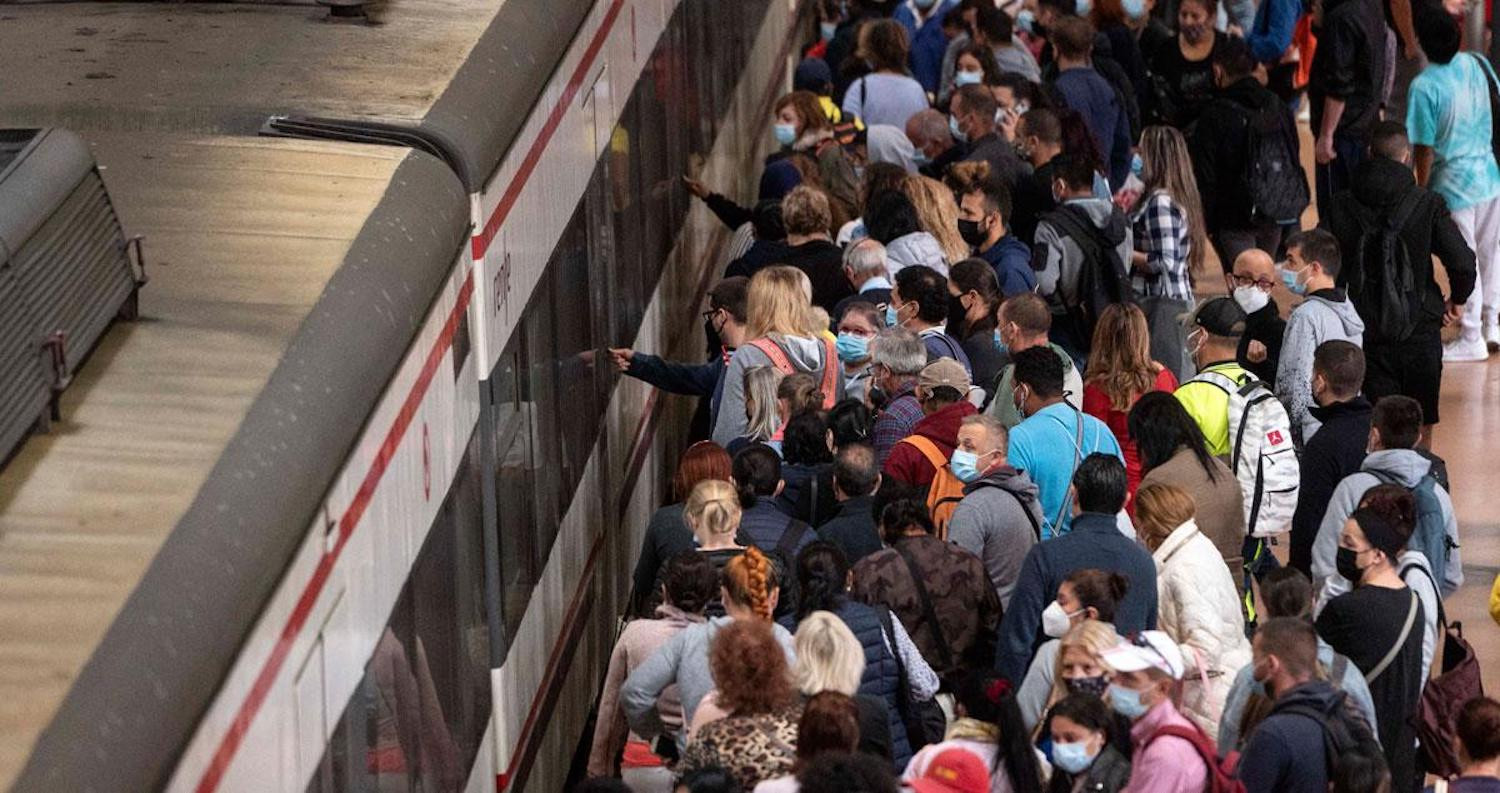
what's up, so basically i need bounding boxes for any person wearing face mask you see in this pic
[890,265,975,375]
[1314,507,1427,793]
[1007,107,1063,248]
[1045,694,1132,793]
[1226,249,1286,384]
[1144,0,1220,129]
[883,359,979,489]
[773,90,861,218]
[940,42,1002,108]
[983,293,1084,430]
[1236,618,1381,793]
[906,109,963,179]
[1099,631,1212,793]
[994,455,1156,683]
[1286,342,1371,577]
[952,86,1031,195]
[946,415,1044,606]
[1173,297,1253,460]
[867,327,929,465]
[1015,574,1128,730]
[947,261,1006,391]
[957,171,1034,298]
[1132,483,1250,741]
[835,302,883,404]
[1275,229,1365,446]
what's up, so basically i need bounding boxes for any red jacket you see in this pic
[881,401,978,488]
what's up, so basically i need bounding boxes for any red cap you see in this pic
[909,748,990,793]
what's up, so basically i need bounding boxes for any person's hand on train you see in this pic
[682,175,709,200]
[609,347,636,372]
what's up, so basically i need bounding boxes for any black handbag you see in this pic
[877,606,947,751]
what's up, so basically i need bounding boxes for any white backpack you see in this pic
[1188,369,1299,538]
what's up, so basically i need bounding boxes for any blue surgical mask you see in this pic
[949,114,968,143]
[885,302,902,327]
[954,69,983,87]
[1017,8,1037,33]
[1122,0,1146,18]
[949,449,983,483]
[994,329,1008,355]
[774,122,797,146]
[1130,152,1144,177]
[1051,740,1100,775]
[820,21,838,41]
[836,332,870,363]
[1075,0,1093,14]
[1278,264,1308,296]
[1108,684,1150,720]
[912,148,931,166]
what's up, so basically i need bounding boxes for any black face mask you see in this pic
[947,293,970,335]
[958,218,986,248]
[1335,546,1366,585]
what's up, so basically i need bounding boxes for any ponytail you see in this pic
[686,480,742,542]
[723,546,776,620]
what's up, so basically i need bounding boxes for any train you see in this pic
[0,0,801,790]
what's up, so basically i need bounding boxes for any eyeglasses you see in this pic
[1230,274,1276,291]
[702,308,720,322]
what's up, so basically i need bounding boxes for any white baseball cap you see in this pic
[1102,631,1185,680]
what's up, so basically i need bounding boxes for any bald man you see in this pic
[905,109,960,178]
[1228,249,1287,383]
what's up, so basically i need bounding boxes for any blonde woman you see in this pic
[903,174,970,265]
[672,480,748,617]
[713,266,842,447]
[1082,304,1178,497]
[1133,483,1250,741]
[1131,126,1208,379]
[730,365,786,457]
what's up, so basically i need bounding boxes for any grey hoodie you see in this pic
[711,334,843,447]
[947,466,1043,607]
[1310,449,1463,637]
[1277,290,1365,443]
[1034,197,1134,316]
[885,231,948,278]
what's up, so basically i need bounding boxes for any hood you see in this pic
[771,334,831,372]
[1220,76,1277,110]
[1349,156,1416,210]
[867,124,917,173]
[1301,291,1366,337]
[966,465,1041,504]
[1361,448,1433,487]
[1047,343,1077,376]
[654,602,709,626]
[911,400,978,452]
[1270,680,1347,716]
[1309,395,1373,423]
[992,235,1029,256]
[1061,199,1127,245]
[887,231,949,274]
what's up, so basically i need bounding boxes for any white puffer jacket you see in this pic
[1152,519,1251,740]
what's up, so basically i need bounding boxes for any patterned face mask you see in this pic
[1064,674,1110,698]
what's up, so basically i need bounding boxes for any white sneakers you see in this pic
[1485,317,1500,352]
[1444,334,1490,362]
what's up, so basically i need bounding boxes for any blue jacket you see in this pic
[894,0,958,94]
[626,351,727,429]
[977,235,1035,297]
[1246,0,1300,65]
[1052,67,1133,190]
[994,512,1159,680]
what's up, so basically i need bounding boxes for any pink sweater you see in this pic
[587,606,705,776]
[1122,699,1208,793]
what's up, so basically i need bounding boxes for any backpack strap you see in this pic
[893,539,955,672]
[1399,561,1447,628]
[899,434,950,470]
[818,336,838,410]
[749,337,795,375]
[1365,590,1420,684]
[775,515,810,561]
[750,336,838,411]
[1142,724,1216,767]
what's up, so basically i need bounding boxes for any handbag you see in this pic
[1405,565,1486,779]
[877,606,947,751]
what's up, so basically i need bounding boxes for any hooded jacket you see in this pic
[1323,156,1477,343]
[983,343,1084,429]
[1290,397,1373,576]
[977,234,1035,297]
[885,230,949,277]
[1276,288,1365,443]
[947,466,1044,608]
[712,334,843,446]
[881,400,979,488]
[1151,519,1252,741]
[1190,76,1301,233]
[1237,681,1373,793]
[1034,198,1134,319]
[1310,448,1464,608]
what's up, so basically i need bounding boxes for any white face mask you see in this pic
[1232,284,1270,314]
[1042,600,1080,638]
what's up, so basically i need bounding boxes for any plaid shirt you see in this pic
[1131,192,1195,301]
[872,381,922,467]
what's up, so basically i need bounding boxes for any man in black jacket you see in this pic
[1308,0,1387,214]
[1190,37,1303,269]
[817,443,885,564]
[951,85,1030,193]
[1288,341,1371,576]
[1322,122,1475,442]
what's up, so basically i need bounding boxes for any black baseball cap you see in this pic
[1186,297,1247,337]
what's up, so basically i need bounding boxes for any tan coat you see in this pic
[1139,447,1247,589]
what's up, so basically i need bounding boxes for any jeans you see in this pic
[1314,134,1366,219]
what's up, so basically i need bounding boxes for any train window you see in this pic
[522,274,563,554]
[549,206,599,502]
[492,341,537,645]
[307,433,491,793]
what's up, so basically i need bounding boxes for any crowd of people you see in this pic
[585,0,1500,790]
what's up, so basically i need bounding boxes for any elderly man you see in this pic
[905,108,960,179]
[946,414,1043,606]
[1227,249,1287,383]
[868,327,928,466]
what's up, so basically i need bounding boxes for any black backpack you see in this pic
[1344,189,1425,343]
[1275,690,1382,782]
[1242,98,1309,224]
[1041,203,1131,353]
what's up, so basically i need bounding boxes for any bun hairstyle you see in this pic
[1063,568,1129,623]
[661,551,719,616]
[779,372,825,418]
[795,542,851,621]
[685,479,742,542]
[723,546,777,621]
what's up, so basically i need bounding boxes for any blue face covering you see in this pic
[949,114,968,143]
[1108,684,1150,720]
[1278,264,1308,296]
[1016,8,1037,33]
[773,123,798,146]
[993,329,1007,355]
[1051,740,1099,775]
[820,21,838,41]
[1130,152,1144,177]
[912,148,931,166]
[1122,0,1146,18]
[885,302,901,327]
[949,448,983,483]
[836,332,870,363]
[1075,0,1093,14]
[954,69,983,87]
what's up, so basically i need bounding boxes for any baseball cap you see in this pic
[909,748,991,793]
[1185,297,1247,337]
[918,358,971,392]
[1102,631,1185,680]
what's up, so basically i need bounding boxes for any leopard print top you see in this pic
[675,703,804,789]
